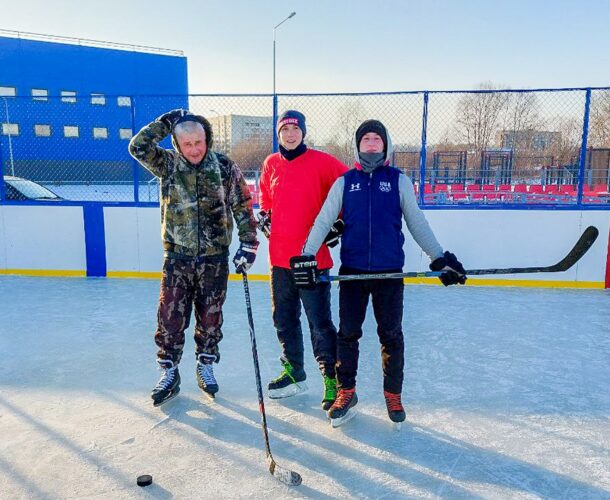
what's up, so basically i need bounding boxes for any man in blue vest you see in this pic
[290,119,466,427]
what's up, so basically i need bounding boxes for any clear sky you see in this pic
[2,0,610,94]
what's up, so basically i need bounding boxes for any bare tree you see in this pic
[589,90,610,148]
[500,92,542,150]
[230,140,273,177]
[455,82,509,153]
[329,100,366,165]
[553,117,582,166]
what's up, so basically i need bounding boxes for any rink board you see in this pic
[0,205,609,287]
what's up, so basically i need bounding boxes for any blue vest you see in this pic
[341,166,405,271]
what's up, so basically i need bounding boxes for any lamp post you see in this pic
[272,11,296,152]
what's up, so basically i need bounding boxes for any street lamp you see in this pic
[273,11,296,96]
[272,11,296,152]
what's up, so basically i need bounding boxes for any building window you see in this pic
[119,128,133,140]
[91,93,106,105]
[93,127,108,139]
[35,124,51,137]
[117,96,131,107]
[0,86,16,97]
[61,91,77,104]
[2,123,19,135]
[32,89,48,102]
[64,126,79,138]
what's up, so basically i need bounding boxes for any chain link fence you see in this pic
[1,89,609,206]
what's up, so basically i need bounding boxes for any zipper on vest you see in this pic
[368,172,372,270]
[196,172,201,254]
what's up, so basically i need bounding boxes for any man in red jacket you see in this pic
[259,110,348,409]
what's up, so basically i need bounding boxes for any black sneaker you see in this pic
[197,353,219,398]
[328,388,358,427]
[151,359,181,406]
[267,357,307,399]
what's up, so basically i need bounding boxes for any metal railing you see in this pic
[1,88,609,208]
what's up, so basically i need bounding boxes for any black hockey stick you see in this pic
[320,225,599,282]
[241,272,302,487]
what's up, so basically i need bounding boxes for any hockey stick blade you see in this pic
[320,226,599,282]
[269,459,303,486]
[467,225,599,275]
[542,225,599,272]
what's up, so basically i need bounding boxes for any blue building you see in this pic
[0,31,188,192]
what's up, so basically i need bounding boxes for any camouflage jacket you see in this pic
[129,120,258,257]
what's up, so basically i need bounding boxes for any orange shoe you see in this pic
[328,388,358,427]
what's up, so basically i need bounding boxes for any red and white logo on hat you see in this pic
[278,117,300,130]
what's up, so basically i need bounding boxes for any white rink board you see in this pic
[0,204,608,284]
[0,205,86,271]
[104,207,610,283]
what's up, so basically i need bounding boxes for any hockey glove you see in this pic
[256,209,271,239]
[430,251,467,286]
[233,242,258,274]
[290,254,319,289]
[157,109,189,131]
[323,219,344,248]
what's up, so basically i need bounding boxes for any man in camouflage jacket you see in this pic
[129,109,258,406]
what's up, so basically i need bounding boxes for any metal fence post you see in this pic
[0,133,5,201]
[576,89,591,206]
[130,95,140,203]
[419,91,429,206]
[272,94,278,153]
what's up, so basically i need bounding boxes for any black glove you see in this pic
[233,242,258,274]
[323,219,344,248]
[157,109,189,131]
[430,251,467,286]
[256,210,271,239]
[290,254,319,288]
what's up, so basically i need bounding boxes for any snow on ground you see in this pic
[0,276,609,499]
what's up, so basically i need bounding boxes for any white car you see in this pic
[3,176,63,201]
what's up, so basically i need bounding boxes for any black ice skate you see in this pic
[196,353,219,399]
[267,357,307,399]
[328,388,358,428]
[151,359,180,407]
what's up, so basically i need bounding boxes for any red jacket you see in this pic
[260,149,348,269]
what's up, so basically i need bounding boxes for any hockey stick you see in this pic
[319,225,599,282]
[241,272,302,487]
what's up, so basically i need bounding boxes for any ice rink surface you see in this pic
[1,276,609,499]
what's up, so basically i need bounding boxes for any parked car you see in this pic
[2,176,63,201]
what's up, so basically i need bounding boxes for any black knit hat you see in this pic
[277,110,306,138]
[355,119,388,152]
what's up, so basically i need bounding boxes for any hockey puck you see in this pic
[137,474,153,487]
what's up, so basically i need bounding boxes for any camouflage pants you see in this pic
[155,253,229,364]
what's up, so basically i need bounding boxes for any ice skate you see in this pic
[151,359,181,407]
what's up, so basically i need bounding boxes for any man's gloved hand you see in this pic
[233,242,258,274]
[157,109,189,131]
[324,219,344,248]
[256,210,271,239]
[290,254,319,288]
[430,251,467,286]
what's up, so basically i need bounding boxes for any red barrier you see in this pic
[605,229,610,288]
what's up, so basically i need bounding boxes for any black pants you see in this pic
[337,266,404,393]
[270,266,337,377]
